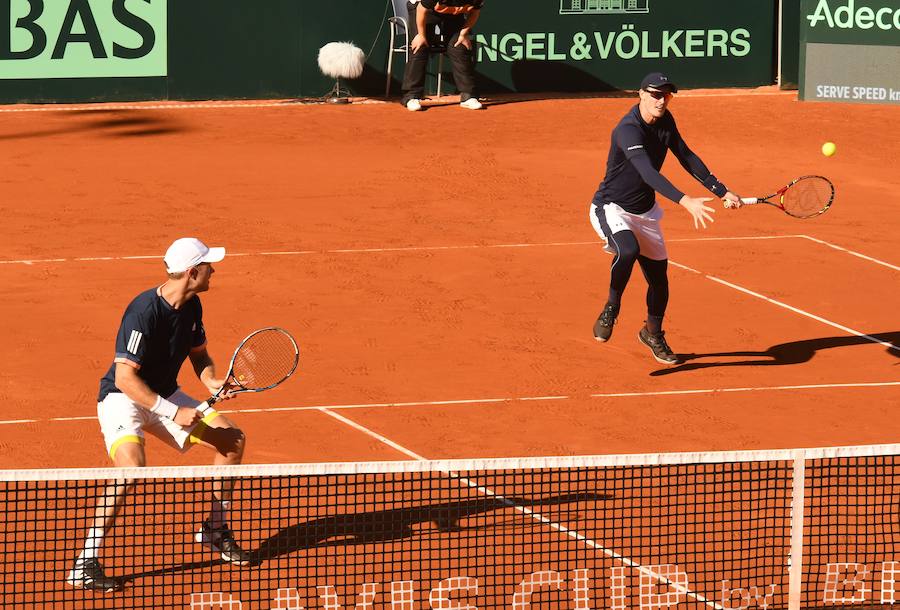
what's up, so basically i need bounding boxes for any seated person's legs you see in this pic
[445,25,480,106]
[400,7,441,106]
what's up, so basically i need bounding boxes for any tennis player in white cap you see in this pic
[67,238,252,591]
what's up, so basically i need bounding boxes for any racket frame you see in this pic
[207,327,299,406]
[739,175,834,219]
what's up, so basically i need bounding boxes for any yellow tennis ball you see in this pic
[821,142,836,157]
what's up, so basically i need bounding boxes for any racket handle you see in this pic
[741,197,760,204]
[204,387,224,408]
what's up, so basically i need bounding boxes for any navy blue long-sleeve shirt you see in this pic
[593,104,727,214]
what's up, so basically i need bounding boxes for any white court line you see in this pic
[0,100,384,114]
[0,241,600,265]
[0,235,820,267]
[594,381,900,398]
[797,235,900,272]
[0,90,794,114]
[704,275,899,352]
[662,235,899,352]
[317,407,723,609]
[2,382,893,427]
[669,260,702,274]
[319,407,426,461]
[667,235,806,243]
[3,234,896,268]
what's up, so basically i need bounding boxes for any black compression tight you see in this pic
[606,231,669,323]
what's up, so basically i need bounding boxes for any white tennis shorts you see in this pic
[97,390,217,458]
[589,201,668,261]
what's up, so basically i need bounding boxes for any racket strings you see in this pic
[782,177,833,218]
[231,330,298,390]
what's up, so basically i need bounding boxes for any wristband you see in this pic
[701,174,728,198]
[151,395,180,419]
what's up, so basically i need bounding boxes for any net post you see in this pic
[789,449,807,610]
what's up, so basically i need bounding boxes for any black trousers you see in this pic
[400,8,477,104]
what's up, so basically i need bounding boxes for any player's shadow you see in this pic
[651,331,900,376]
[251,491,609,562]
[116,491,607,585]
[0,109,187,140]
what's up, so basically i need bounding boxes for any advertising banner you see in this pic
[799,0,900,104]
[0,0,782,104]
[0,0,167,79]
[472,0,776,92]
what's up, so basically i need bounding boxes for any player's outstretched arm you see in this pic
[678,195,715,228]
[670,137,741,210]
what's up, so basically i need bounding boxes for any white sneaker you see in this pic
[196,520,252,565]
[460,98,483,110]
[65,558,121,592]
[406,98,423,111]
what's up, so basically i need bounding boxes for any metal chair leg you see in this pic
[385,29,395,97]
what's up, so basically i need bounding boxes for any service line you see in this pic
[2,234,895,268]
[1,381,897,427]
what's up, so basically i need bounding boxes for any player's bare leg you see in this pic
[191,414,252,565]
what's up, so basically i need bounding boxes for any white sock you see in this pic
[208,499,230,530]
[77,527,104,562]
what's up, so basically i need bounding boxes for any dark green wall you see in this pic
[169,0,391,100]
[167,1,302,100]
[1,0,780,105]
[780,0,801,88]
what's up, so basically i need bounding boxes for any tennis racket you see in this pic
[728,175,834,219]
[206,327,299,406]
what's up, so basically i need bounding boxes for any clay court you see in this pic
[1,90,899,609]
[0,89,897,469]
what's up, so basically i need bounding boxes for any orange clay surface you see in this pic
[0,90,898,470]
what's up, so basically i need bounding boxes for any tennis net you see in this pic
[2,444,898,609]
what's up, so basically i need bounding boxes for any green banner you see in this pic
[799,0,900,103]
[803,0,900,45]
[0,0,166,79]
[0,0,783,104]
[471,0,776,91]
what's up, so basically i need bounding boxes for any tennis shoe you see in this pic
[592,304,619,342]
[460,97,483,110]
[406,98,423,111]
[638,326,679,365]
[66,558,122,592]
[196,521,252,566]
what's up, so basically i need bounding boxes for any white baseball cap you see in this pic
[164,238,226,273]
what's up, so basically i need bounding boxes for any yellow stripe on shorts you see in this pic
[189,409,221,444]
[109,435,143,460]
